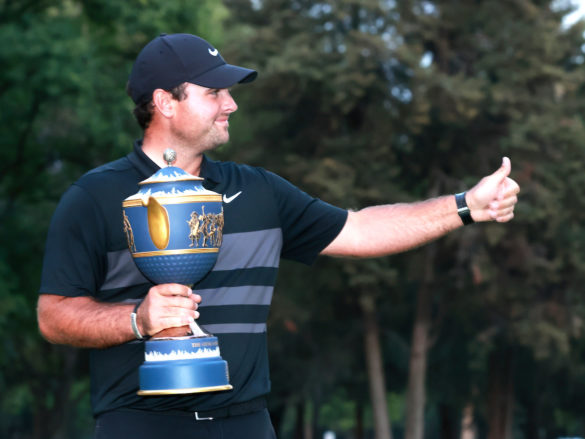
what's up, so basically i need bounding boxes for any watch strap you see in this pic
[455,192,474,225]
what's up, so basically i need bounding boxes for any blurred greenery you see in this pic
[2,0,585,438]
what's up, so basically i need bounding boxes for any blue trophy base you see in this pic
[137,335,233,395]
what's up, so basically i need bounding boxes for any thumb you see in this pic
[493,157,511,201]
[491,156,511,181]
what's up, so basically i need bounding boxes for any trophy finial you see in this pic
[163,148,177,166]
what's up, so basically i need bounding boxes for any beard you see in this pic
[171,122,230,154]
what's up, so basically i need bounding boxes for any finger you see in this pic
[173,308,199,320]
[164,296,199,310]
[158,314,199,329]
[159,306,199,321]
[498,157,511,178]
[505,178,520,195]
[499,178,520,203]
[496,212,514,223]
[491,157,511,186]
[490,195,518,210]
[490,204,515,219]
[153,284,193,297]
[498,205,516,217]
[496,160,512,201]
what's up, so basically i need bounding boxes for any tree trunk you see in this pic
[404,282,431,439]
[304,417,313,439]
[460,403,477,439]
[404,243,437,439]
[486,348,515,439]
[360,292,393,439]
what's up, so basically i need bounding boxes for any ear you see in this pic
[152,89,175,119]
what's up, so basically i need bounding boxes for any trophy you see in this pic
[122,148,232,395]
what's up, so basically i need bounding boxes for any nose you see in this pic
[221,90,238,114]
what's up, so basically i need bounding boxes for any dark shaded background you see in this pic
[2,1,585,438]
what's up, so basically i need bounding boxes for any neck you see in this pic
[142,132,204,176]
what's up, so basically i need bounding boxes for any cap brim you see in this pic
[189,64,257,89]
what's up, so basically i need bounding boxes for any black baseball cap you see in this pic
[128,33,257,105]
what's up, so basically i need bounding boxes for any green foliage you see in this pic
[391,1,585,436]
[222,0,585,437]
[3,0,585,437]
[0,1,230,438]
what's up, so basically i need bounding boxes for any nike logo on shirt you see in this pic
[223,191,242,203]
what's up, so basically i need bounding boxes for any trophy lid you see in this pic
[138,166,204,185]
[124,148,220,202]
[139,148,204,185]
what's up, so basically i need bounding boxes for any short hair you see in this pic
[127,82,188,130]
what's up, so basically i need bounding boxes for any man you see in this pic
[37,33,519,439]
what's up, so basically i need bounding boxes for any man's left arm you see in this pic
[321,157,520,258]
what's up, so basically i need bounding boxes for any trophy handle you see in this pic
[142,196,171,250]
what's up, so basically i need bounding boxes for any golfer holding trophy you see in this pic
[37,33,519,439]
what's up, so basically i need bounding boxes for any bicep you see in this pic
[320,210,361,258]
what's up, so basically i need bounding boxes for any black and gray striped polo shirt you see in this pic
[40,140,347,416]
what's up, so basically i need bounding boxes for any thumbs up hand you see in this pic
[465,157,520,223]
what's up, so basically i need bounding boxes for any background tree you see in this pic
[386,1,585,438]
[222,1,585,438]
[3,0,585,438]
[0,1,228,437]
[221,1,412,437]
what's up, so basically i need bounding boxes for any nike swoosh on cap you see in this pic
[208,48,219,56]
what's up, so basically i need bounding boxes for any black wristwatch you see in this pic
[455,192,474,225]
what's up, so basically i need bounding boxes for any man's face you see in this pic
[170,83,238,152]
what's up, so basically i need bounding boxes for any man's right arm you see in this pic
[322,157,519,258]
[37,284,200,349]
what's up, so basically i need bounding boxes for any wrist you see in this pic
[455,192,474,225]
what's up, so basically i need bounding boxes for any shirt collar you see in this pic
[127,139,222,186]
[127,139,159,178]
[200,155,222,186]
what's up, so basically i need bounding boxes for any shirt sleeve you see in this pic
[264,170,348,265]
[39,184,108,297]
